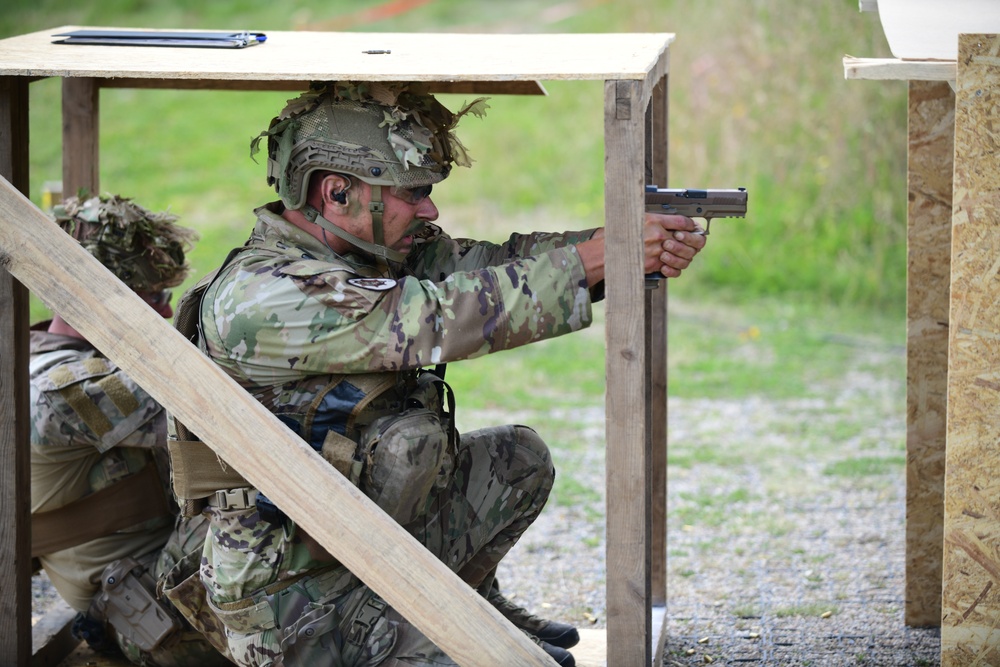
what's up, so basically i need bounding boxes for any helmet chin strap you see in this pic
[369,184,386,248]
[302,184,406,266]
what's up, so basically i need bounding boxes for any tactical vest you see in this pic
[167,247,455,526]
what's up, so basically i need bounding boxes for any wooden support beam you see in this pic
[604,77,652,667]
[0,74,32,667]
[0,179,555,667]
[940,33,1000,666]
[904,79,953,628]
[62,77,100,198]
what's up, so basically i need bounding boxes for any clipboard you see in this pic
[52,29,267,49]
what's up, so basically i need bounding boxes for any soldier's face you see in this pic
[379,185,440,255]
[139,290,173,319]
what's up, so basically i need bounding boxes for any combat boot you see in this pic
[523,630,576,667]
[489,579,581,650]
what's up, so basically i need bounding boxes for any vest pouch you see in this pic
[159,548,233,660]
[356,408,448,525]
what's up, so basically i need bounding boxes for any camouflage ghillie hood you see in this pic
[53,193,197,292]
[251,81,489,210]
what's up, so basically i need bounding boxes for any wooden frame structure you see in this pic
[846,34,1000,666]
[0,27,675,666]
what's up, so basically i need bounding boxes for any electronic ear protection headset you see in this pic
[331,175,352,204]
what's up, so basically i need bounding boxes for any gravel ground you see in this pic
[32,340,942,666]
[494,385,942,666]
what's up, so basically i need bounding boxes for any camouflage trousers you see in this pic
[217,424,554,667]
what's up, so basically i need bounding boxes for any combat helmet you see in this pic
[53,193,197,293]
[251,81,488,263]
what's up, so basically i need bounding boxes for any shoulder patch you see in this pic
[347,277,398,291]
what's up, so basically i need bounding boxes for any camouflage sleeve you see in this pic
[405,223,599,280]
[205,243,594,380]
[30,354,166,454]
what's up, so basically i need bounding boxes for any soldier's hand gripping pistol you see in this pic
[645,186,748,236]
[644,186,748,286]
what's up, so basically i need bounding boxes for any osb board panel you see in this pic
[0,26,673,82]
[941,34,1000,667]
[905,80,954,628]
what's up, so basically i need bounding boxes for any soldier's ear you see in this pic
[320,173,351,208]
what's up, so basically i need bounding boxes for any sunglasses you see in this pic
[390,184,433,204]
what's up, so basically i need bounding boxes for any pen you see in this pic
[235,31,267,46]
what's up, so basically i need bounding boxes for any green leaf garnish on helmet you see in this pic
[53,193,197,292]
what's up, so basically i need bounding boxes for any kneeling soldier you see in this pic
[29,194,231,666]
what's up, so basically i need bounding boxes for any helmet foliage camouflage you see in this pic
[53,193,197,292]
[251,81,489,210]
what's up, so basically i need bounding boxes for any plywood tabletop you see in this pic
[0,26,673,83]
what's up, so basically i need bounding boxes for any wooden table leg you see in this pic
[62,77,99,197]
[605,77,652,667]
[0,74,33,667]
[649,73,669,611]
[646,72,671,664]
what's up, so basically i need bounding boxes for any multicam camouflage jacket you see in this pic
[197,202,598,605]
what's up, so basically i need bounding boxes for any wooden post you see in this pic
[0,74,32,667]
[904,79,953,627]
[940,33,1000,666]
[648,72,670,666]
[648,73,669,609]
[605,78,652,666]
[0,179,556,667]
[62,77,99,197]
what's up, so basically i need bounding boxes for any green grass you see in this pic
[733,604,763,619]
[672,488,756,528]
[774,603,837,618]
[445,291,904,421]
[823,456,906,477]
